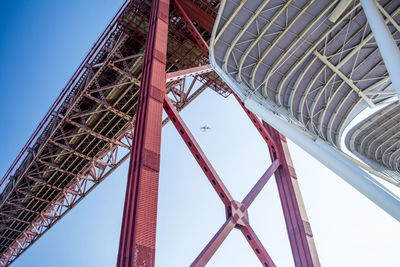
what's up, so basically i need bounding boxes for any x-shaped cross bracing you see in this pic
[164,96,279,267]
[117,0,320,265]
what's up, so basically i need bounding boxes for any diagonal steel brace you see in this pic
[164,96,280,267]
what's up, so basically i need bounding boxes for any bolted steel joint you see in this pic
[228,200,249,227]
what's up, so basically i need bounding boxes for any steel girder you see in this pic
[0,0,227,264]
[1,0,318,266]
[0,65,216,267]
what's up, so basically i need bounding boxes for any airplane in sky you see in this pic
[200,124,211,132]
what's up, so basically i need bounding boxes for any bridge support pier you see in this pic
[263,123,320,267]
[116,0,170,266]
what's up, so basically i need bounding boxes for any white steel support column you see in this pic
[360,0,400,101]
[244,95,400,222]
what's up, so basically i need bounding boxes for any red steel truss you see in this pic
[164,97,278,267]
[174,4,320,264]
[235,97,321,267]
[162,93,320,266]
[117,0,320,264]
[0,0,227,265]
[0,1,320,266]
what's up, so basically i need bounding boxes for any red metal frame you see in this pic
[172,0,210,57]
[163,97,233,207]
[117,1,170,266]
[115,2,320,265]
[0,0,322,263]
[164,97,278,267]
[166,64,212,83]
[174,0,217,33]
[234,96,320,267]
[263,123,320,267]
[0,0,131,190]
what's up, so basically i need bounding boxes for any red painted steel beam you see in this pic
[163,97,233,206]
[174,0,215,33]
[240,225,275,267]
[191,217,236,267]
[232,93,278,157]
[233,92,319,266]
[164,95,279,267]
[166,64,212,83]
[263,123,320,267]
[189,160,279,267]
[238,160,280,267]
[0,0,130,189]
[242,159,280,208]
[116,0,170,266]
[172,0,210,56]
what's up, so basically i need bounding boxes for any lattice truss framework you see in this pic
[211,0,400,184]
[0,0,230,265]
[163,93,319,266]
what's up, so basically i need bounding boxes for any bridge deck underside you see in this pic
[0,0,229,264]
[212,0,400,184]
[346,102,400,183]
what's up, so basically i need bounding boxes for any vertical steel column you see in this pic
[263,123,320,267]
[234,95,320,266]
[117,1,170,266]
[360,0,400,100]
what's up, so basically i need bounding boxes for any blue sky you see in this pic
[0,1,400,266]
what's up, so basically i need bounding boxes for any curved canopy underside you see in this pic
[211,0,400,184]
[346,102,400,182]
